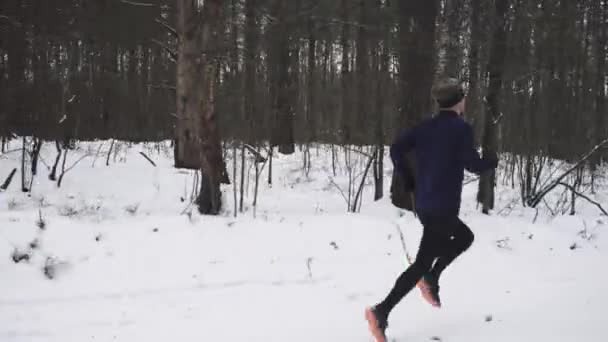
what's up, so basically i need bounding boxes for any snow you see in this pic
[0,141,607,342]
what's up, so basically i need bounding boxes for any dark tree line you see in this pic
[1,0,606,214]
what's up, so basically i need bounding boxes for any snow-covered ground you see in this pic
[0,141,606,342]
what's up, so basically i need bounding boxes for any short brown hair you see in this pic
[432,78,465,108]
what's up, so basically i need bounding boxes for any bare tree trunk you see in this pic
[233,143,238,217]
[267,146,273,186]
[239,145,245,212]
[477,0,509,214]
[57,148,68,188]
[31,137,42,176]
[270,0,295,155]
[21,137,28,192]
[196,0,224,215]
[340,0,351,144]
[49,141,61,181]
[331,144,337,177]
[175,1,203,171]
[176,0,224,215]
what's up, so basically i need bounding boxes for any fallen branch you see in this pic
[0,168,17,191]
[528,137,608,208]
[558,182,607,216]
[139,152,157,167]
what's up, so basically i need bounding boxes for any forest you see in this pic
[1,0,606,214]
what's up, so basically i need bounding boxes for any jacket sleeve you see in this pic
[390,128,416,181]
[460,124,498,175]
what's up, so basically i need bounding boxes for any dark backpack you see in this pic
[390,152,416,212]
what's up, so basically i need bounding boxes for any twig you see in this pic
[496,197,520,216]
[393,223,414,264]
[58,153,91,187]
[558,182,607,216]
[344,146,374,158]
[0,148,21,157]
[493,113,504,125]
[329,177,349,207]
[151,39,177,61]
[155,18,177,37]
[528,137,608,208]
[243,144,267,163]
[91,141,106,167]
[106,140,115,166]
[64,154,90,174]
[139,152,157,167]
[352,148,378,212]
[464,177,480,185]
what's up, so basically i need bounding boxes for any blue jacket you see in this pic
[390,110,497,216]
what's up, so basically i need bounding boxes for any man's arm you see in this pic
[390,128,416,181]
[460,124,498,175]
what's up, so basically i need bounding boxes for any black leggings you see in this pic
[377,215,474,317]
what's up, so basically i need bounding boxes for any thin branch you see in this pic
[344,146,374,158]
[352,148,378,212]
[151,39,177,61]
[528,137,608,207]
[329,177,349,207]
[0,148,21,157]
[155,18,177,37]
[558,182,607,216]
[464,177,480,185]
[243,144,267,163]
[120,0,156,7]
[63,154,91,174]
[493,113,504,125]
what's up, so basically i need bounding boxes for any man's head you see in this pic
[432,78,466,114]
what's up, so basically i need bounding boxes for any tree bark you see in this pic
[270,0,295,155]
[176,0,224,215]
[477,0,509,214]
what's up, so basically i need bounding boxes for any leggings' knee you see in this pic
[411,258,434,274]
